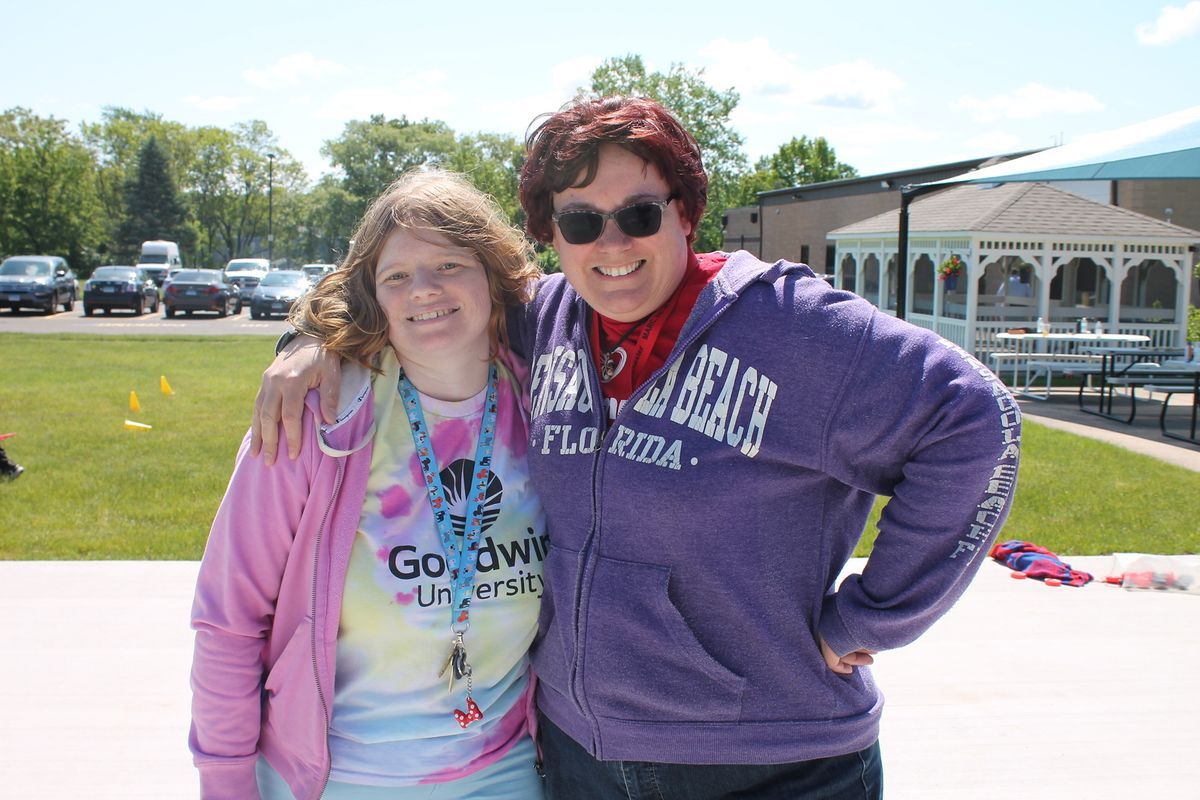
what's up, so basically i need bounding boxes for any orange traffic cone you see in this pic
[160,375,174,396]
[124,420,152,431]
[129,391,141,413]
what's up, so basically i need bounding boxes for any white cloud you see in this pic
[788,122,942,175]
[183,95,255,112]
[476,56,603,136]
[700,38,905,112]
[824,122,941,146]
[1136,1,1200,45]
[962,131,1023,155]
[549,56,603,94]
[954,83,1103,123]
[243,52,347,90]
[315,71,455,121]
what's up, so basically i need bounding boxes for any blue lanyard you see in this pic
[397,364,499,634]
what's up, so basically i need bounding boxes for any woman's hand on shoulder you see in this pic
[251,335,343,464]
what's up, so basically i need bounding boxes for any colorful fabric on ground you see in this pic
[990,540,1094,586]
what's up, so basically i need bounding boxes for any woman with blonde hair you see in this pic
[190,169,547,799]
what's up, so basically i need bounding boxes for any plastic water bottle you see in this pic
[1078,317,1089,333]
[1036,317,1047,335]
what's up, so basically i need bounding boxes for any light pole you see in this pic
[266,152,276,265]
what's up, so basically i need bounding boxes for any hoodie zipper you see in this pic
[566,291,737,752]
[308,457,344,800]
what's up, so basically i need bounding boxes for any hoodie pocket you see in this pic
[261,617,325,766]
[584,556,745,722]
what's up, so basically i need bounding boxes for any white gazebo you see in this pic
[828,183,1199,357]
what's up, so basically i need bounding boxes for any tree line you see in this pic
[0,55,857,277]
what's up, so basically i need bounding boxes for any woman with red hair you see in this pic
[256,97,1019,799]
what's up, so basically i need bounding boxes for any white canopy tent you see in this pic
[930,105,1200,184]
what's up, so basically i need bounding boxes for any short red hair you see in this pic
[520,96,708,244]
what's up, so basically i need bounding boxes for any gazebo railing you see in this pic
[907,314,970,352]
[906,318,1185,362]
[1111,322,1184,349]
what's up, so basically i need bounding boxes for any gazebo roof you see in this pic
[828,182,1200,239]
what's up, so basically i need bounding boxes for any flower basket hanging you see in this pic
[938,255,964,291]
[938,254,964,281]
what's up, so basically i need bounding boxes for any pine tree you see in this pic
[118,136,190,257]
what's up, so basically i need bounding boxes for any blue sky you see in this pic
[5,0,1199,182]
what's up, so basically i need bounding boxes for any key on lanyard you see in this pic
[438,633,470,692]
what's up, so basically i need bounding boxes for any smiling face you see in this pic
[551,144,693,322]
[374,227,492,374]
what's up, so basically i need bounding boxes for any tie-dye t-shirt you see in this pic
[328,351,546,786]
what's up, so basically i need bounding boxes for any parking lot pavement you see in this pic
[1,557,1196,798]
[0,307,289,336]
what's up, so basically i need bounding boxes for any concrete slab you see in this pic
[0,562,198,799]
[1,559,1197,798]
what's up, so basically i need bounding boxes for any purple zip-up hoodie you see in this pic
[511,250,1020,764]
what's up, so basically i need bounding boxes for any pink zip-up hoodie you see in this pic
[190,361,378,800]
[190,352,536,800]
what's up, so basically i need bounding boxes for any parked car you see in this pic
[136,240,182,287]
[83,266,160,316]
[249,270,310,319]
[222,258,271,304]
[163,269,240,318]
[300,263,336,288]
[0,255,76,314]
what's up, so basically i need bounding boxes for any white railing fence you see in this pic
[902,318,1185,361]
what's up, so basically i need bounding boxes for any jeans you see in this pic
[538,714,882,800]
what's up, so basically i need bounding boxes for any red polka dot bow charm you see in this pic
[454,697,484,729]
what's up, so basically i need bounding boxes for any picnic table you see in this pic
[992,332,1151,399]
[1154,360,1200,443]
[1077,346,1188,421]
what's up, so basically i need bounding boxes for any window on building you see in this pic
[800,245,810,264]
[750,212,758,224]
[825,245,836,271]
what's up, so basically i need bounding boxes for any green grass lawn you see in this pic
[859,421,1200,556]
[2,333,1198,559]
[1,334,269,558]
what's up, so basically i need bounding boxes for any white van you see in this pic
[137,241,182,287]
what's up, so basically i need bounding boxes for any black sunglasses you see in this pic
[551,197,676,245]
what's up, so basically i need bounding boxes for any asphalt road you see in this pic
[0,306,289,336]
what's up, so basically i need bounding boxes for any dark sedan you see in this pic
[163,270,240,318]
[83,266,161,316]
[249,270,310,319]
[0,255,77,314]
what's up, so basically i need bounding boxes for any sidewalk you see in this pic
[2,559,1197,798]
[1015,386,1200,472]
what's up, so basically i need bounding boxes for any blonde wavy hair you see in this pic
[292,169,540,371]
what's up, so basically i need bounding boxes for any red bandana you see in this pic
[589,251,726,407]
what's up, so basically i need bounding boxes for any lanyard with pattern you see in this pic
[397,363,498,728]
